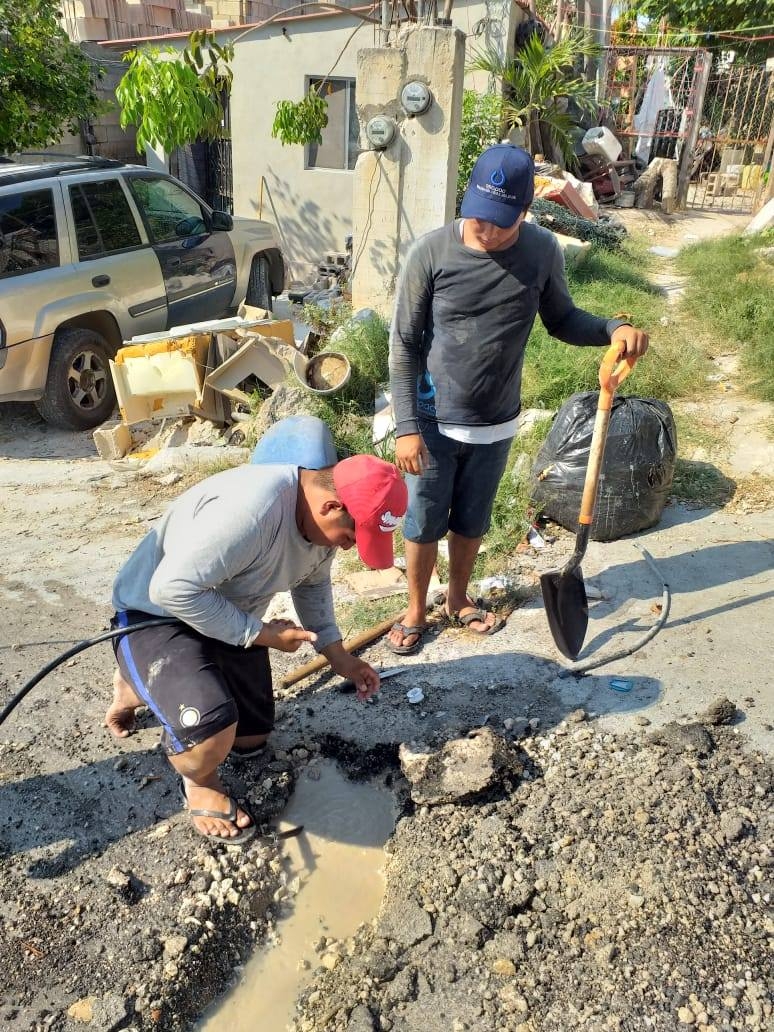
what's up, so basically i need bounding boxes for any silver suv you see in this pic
[0,157,285,429]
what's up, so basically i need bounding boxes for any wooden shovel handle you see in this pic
[280,613,403,688]
[579,343,639,526]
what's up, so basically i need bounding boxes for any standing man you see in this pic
[386,144,649,655]
[105,454,407,844]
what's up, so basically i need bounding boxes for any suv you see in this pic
[0,157,285,429]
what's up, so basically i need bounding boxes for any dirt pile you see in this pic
[291,719,772,1032]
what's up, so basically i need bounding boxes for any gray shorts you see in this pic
[111,610,274,755]
[402,419,513,543]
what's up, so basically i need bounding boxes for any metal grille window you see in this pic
[0,189,59,279]
[306,77,359,171]
[69,180,142,259]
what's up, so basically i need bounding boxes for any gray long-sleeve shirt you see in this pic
[390,220,627,436]
[112,464,341,650]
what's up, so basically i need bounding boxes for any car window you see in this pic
[127,176,207,243]
[0,188,59,279]
[69,180,142,259]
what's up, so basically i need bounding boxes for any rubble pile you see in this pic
[292,718,772,1032]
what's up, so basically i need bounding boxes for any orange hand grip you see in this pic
[598,341,637,409]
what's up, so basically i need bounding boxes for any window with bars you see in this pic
[306,77,359,171]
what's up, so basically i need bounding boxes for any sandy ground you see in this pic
[1,208,772,1031]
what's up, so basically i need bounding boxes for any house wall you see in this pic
[228,0,523,279]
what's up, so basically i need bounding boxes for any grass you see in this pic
[476,415,555,574]
[675,231,774,401]
[521,244,706,410]
[305,308,392,459]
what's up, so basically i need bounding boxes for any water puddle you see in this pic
[200,760,395,1031]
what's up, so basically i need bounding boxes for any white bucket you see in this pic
[582,126,622,164]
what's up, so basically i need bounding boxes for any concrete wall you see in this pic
[229,13,368,281]
[228,0,521,280]
[350,25,466,313]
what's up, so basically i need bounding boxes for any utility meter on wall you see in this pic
[365,115,397,150]
[400,80,432,117]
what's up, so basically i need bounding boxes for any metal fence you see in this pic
[596,45,774,214]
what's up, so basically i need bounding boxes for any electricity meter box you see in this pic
[365,115,397,150]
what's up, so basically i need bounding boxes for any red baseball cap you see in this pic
[333,455,408,569]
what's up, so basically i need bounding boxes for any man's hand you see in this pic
[323,642,380,701]
[395,433,430,476]
[611,324,649,360]
[256,619,317,653]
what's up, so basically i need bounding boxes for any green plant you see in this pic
[310,311,392,459]
[0,0,104,154]
[457,90,504,211]
[521,245,702,410]
[116,30,233,153]
[676,234,774,402]
[272,88,328,147]
[469,30,600,164]
[477,416,554,574]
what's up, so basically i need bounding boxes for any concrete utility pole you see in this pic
[350,25,465,315]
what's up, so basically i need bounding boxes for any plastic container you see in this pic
[582,126,622,163]
[251,414,337,468]
[293,350,351,396]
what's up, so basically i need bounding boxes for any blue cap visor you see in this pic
[460,187,526,228]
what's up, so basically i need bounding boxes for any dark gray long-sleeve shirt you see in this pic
[390,220,627,436]
[112,464,341,650]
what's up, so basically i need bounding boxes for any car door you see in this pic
[126,174,237,328]
[65,176,169,338]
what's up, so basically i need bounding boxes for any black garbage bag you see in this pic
[529,392,677,541]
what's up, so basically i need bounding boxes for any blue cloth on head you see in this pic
[251,415,337,469]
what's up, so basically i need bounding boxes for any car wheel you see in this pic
[246,255,272,311]
[35,327,116,430]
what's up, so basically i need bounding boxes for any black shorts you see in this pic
[111,610,274,756]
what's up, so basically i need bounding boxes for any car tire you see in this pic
[35,327,116,431]
[246,255,273,311]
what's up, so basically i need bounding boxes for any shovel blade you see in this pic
[540,567,589,660]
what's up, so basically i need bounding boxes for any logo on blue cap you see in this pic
[489,168,506,187]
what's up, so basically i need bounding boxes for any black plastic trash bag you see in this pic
[529,392,677,541]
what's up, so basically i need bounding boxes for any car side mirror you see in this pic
[210,210,233,231]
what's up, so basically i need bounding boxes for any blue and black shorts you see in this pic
[402,419,513,543]
[110,610,274,755]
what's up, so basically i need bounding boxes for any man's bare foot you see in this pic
[181,777,254,839]
[445,596,499,635]
[386,609,427,653]
[104,669,142,738]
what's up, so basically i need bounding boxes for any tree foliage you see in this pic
[116,30,233,154]
[271,88,329,147]
[457,90,504,211]
[470,31,600,166]
[623,1,774,60]
[0,0,103,154]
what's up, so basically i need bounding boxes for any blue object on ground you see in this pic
[609,678,633,693]
[251,414,337,469]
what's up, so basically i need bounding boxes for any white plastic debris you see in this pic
[406,687,424,705]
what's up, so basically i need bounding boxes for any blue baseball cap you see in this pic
[460,145,535,228]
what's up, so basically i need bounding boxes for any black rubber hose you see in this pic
[0,618,178,728]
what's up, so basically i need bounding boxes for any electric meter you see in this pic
[400,81,432,116]
[365,115,397,150]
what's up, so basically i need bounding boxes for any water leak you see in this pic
[200,760,395,1031]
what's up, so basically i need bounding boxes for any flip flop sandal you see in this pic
[386,623,428,656]
[179,780,257,846]
[447,607,505,637]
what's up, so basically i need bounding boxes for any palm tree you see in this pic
[469,30,600,167]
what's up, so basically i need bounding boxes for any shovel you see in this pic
[540,341,638,660]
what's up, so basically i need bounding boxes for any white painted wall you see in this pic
[229,13,368,281]
[228,0,521,278]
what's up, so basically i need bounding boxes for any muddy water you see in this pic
[200,760,395,1031]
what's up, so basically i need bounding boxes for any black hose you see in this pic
[0,618,178,728]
